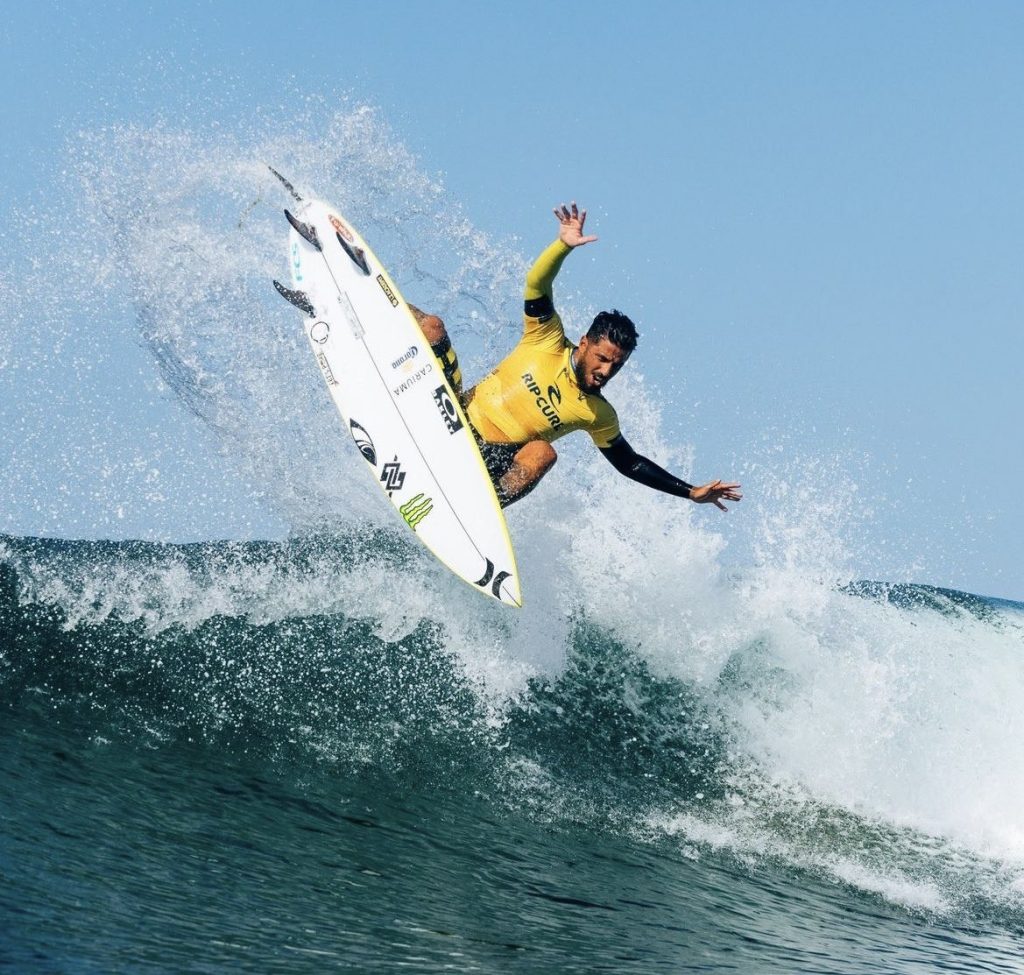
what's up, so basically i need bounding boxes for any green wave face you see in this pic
[3,531,1024,942]
[0,533,726,809]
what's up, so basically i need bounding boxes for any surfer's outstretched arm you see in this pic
[600,436,742,511]
[524,202,598,320]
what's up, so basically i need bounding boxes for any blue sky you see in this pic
[2,1,1022,598]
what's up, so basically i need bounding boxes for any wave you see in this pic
[3,532,1023,930]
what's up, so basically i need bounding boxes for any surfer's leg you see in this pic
[430,333,463,395]
[497,441,557,507]
[409,305,463,395]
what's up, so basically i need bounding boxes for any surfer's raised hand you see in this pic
[689,481,743,511]
[553,201,598,248]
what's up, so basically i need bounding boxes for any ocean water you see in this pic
[2,535,1024,973]
[3,101,1024,972]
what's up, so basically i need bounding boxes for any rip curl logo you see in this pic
[521,372,562,431]
[376,274,399,307]
[349,419,377,466]
[399,493,433,531]
[380,457,406,496]
[432,385,463,435]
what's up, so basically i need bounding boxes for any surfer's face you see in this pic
[575,336,630,392]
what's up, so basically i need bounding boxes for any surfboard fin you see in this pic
[273,280,316,318]
[284,209,322,251]
[268,166,303,203]
[336,232,371,276]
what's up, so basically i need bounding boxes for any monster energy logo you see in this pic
[399,493,433,531]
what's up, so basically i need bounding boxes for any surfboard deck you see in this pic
[272,172,521,607]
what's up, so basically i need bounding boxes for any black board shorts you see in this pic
[470,426,524,509]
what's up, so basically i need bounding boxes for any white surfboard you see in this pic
[271,171,521,607]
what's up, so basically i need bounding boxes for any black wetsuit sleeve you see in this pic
[600,436,694,499]
[524,295,555,321]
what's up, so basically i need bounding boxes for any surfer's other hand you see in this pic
[689,481,743,511]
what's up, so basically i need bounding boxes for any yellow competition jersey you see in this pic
[466,308,621,449]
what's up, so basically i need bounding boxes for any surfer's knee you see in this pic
[517,441,557,478]
[496,442,557,507]
[532,441,557,474]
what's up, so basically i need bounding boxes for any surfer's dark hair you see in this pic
[587,309,638,352]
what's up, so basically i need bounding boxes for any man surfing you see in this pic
[410,202,742,511]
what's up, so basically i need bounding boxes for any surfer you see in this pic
[410,202,742,510]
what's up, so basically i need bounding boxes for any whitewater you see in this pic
[2,101,1023,973]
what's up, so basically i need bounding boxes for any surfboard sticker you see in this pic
[273,174,521,607]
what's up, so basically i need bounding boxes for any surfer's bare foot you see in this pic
[408,304,446,346]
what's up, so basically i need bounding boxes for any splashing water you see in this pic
[2,97,1024,932]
